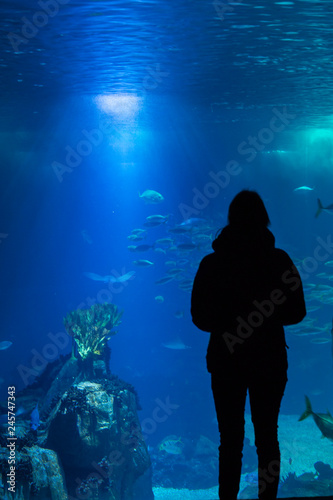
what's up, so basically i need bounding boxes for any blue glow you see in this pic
[95,94,141,122]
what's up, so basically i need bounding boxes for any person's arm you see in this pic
[191,255,220,332]
[276,250,306,325]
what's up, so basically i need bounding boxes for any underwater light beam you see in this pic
[95,94,140,122]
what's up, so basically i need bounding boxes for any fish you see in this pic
[155,276,174,285]
[131,229,147,235]
[145,215,169,224]
[293,186,314,192]
[166,268,184,276]
[127,234,145,241]
[139,190,164,204]
[168,226,192,234]
[174,310,184,319]
[128,244,154,252]
[155,295,164,303]
[324,260,333,268]
[30,403,40,431]
[162,338,191,349]
[156,238,174,246]
[158,435,184,455]
[310,337,331,344]
[315,198,333,218]
[177,243,197,251]
[179,217,206,226]
[299,396,333,440]
[133,259,154,267]
[84,271,135,283]
[154,247,166,254]
[0,341,12,350]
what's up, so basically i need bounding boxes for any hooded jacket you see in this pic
[191,224,306,372]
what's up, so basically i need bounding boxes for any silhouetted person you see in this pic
[191,190,306,500]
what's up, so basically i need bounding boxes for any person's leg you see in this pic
[249,367,287,500]
[211,371,247,500]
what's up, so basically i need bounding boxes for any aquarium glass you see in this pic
[1,1,333,499]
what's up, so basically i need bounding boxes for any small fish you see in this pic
[168,226,191,234]
[30,403,40,431]
[133,259,154,267]
[84,271,135,283]
[155,295,164,303]
[0,341,12,351]
[127,234,145,241]
[158,435,184,455]
[154,247,166,254]
[146,215,169,224]
[174,310,184,319]
[293,186,314,192]
[166,268,184,276]
[299,396,333,440]
[179,217,206,226]
[315,198,333,218]
[128,244,154,252]
[155,276,174,285]
[324,260,333,268]
[177,243,197,251]
[310,338,331,344]
[139,190,164,204]
[165,260,177,266]
[156,238,174,246]
[131,229,147,235]
[162,338,191,349]
[179,279,194,287]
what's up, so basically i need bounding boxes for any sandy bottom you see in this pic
[153,413,333,500]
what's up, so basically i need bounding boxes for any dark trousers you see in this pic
[211,362,287,500]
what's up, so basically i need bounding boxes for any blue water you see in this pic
[1,0,333,497]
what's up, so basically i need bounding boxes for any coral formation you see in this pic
[64,303,123,361]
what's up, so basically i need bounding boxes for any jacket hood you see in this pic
[212,224,275,256]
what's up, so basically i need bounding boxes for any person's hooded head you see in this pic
[228,190,270,229]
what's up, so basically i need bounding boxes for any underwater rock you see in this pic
[0,445,67,500]
[46,379,151,499]
[193,434,218,457]
[151,434,219,489]
[279,470,333,497]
